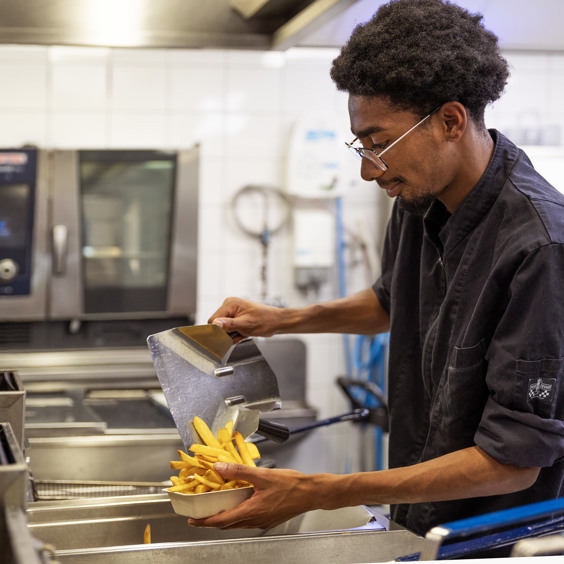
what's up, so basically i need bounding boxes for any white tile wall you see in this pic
[1,43,563,474]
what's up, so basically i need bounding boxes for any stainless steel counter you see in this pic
[27,494,425,563]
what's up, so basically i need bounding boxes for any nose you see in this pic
[360,157,386,182]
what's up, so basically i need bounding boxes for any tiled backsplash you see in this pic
[0,44,562,472]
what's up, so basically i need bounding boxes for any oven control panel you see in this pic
[0,149,37,296]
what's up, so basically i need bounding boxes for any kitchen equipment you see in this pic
[409,496,564,561]
[0,370,26,450]
[0,149,48,319]
[0,422,48,564]
[26,496,399,557]
[0,146,199,350]
[336,376,388,431]
[147,324,289,449]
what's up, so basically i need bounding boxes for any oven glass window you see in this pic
[0,184,30,249]
[79,153,175,313]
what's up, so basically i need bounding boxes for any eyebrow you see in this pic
[350,125,387,139]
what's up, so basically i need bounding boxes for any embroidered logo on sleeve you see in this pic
[527,377,556,402]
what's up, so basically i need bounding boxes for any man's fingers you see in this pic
[188,502,253,529]
[213,462,260,482]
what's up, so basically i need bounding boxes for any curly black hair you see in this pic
[330,0,509,125]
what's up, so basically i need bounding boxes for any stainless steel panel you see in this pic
[0,371,25,449]
[0,423,53,564]
[4,507,50,564]
[28,497,387,549]
[53,528,424,563]
[0,0,362,50]
[0,150,50,320]
[49,150,83,320]
[0,422,28,510]
[27,434,183,482]
[0,349,157,392]
[167,147,199,316]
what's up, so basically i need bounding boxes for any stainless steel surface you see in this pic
[0,422,28,511]
[4,507,51,564]
[0,0,360,50]
[28,495,391,550]
[272,0,358,50]
[0,423,57,564]
[25,391,108,438]
[148,325,281,448]
[167,148,199,317]
[49,150,82,320]
[51,224,68,276]
[0,349,157,392]
[256,338,308,404]
[34,480,168,501]
[53,528,424,563]
[28,434,183,482]
[0,370,26,449]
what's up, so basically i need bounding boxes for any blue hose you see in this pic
[335,197,353,377]
[335,197,389,470]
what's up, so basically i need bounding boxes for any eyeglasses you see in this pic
[345,106,440,171]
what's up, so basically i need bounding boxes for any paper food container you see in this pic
[168,486,254,519]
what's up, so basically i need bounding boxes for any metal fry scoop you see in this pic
[147,324,285,449]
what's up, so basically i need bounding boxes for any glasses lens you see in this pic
[374,156,388,171]
[365,152,388,171]
[346,144,388,171]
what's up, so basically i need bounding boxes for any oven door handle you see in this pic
[52,224,68,275]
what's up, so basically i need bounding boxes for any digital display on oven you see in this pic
[0,184,30,248]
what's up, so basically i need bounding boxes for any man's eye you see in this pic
[371,141,388,151]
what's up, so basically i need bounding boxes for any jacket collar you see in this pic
[435,130,520,255]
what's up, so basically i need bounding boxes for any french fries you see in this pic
[168,416,260,494]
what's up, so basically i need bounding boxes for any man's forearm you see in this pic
[312,446,540,510]
[278,288,390,335]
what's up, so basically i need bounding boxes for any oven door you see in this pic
[48,147,198,321]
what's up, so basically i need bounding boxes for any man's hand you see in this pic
[188,463,319,529]
[208,297,287,340]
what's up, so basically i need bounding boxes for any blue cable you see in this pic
[352,333,389,470]
[335,197,390,471]
[335,197,353,377]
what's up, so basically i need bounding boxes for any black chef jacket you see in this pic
[373,130,564,536]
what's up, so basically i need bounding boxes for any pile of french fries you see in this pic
[168,416,260,494]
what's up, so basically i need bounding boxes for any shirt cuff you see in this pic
[475,396,564,468]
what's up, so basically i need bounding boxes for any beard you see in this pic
[397,192,435,216]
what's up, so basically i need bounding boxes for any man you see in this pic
[190,0,564,536]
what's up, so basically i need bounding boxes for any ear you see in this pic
[437,101,467,142]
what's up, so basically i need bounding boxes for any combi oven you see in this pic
[0,147,199,349]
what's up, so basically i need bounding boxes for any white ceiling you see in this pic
[300,0,564,51]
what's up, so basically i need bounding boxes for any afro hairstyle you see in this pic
[330,0,510,125]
